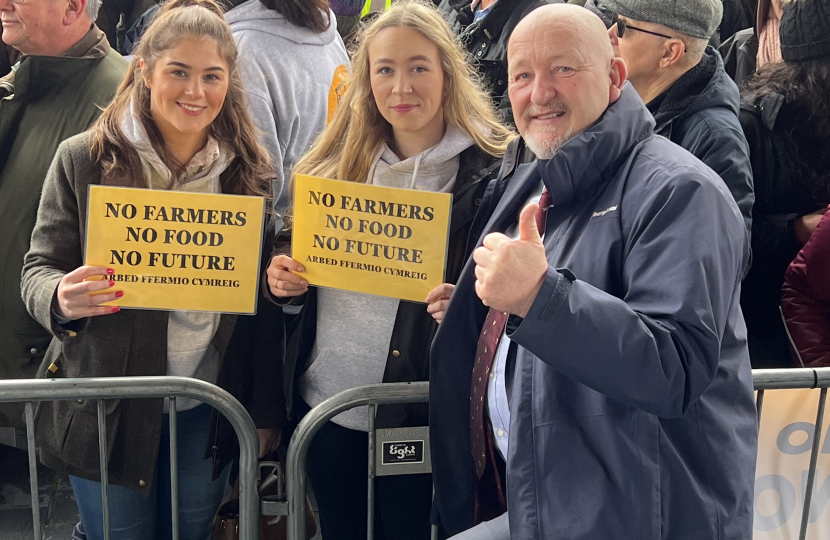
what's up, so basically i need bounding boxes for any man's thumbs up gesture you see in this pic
[473,202,550,318]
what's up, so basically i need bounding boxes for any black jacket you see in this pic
[719,28,757,85]
[437,0,554,124]
[272,145,503,429]
[649,48,754,235]
[740,92,830,367]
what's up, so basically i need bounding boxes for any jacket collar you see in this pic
[62,24,110,59]
[537,83,655,207]
[651,48,739,135]
[0,25,111,99]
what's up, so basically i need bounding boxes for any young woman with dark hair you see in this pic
[739,0,830,368]
[20,1,279,538]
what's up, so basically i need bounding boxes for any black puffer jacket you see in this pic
[437,0,555,124]
[270,146,503,429]
[740,91,830,367]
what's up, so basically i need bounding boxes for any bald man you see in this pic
[428,5,757,540]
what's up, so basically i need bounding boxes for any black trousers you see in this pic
[305,415,435,540]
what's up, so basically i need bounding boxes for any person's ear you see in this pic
[63,0,88,25]
[608,57,627,104]
[139,59,152,89]
[658,39,685,68]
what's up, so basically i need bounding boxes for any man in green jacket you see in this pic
[0,0,127,433]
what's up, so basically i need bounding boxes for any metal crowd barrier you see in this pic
[285,382,431,540]
[4,369,827,540]
[0,376,260,540]
[283,370,830,540]
[754,368,830,540]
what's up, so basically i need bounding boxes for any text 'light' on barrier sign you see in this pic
[375,426,432,476]
[84,186,265,314]
[291,175,452,303]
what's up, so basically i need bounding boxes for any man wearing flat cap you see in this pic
[606,0,755,235]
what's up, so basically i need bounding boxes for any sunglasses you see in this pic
[612,13,673,40]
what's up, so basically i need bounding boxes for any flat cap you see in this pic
[603,0,723,39]
[780,0,830,62]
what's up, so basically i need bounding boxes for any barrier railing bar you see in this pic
[755,390,765,429]
[170,396,180,540]
[752,368,820,390]
[367,403,377,540]
[0,376,260,540]
[25,402,41,540]
[287,383,430,540]
[799,387,827,540]
[97,399,111,540]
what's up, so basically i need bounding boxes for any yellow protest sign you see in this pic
[754,389,830,539]
[291,175,452,302]
[85,186,265,313]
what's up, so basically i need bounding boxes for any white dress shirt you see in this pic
[487,182,544,460]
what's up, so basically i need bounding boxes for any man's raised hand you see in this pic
[473,202,548,318]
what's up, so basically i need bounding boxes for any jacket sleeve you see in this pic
[781,210,830,367]
[20,141,88,338]
[508,167,749,419]
[798,210,830,300]
[681,114,755,238]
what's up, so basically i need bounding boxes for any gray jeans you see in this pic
[448,512,510,540]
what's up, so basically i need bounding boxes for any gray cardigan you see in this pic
[21,132,237,494]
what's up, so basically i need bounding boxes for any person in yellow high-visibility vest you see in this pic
[361,0,393,17]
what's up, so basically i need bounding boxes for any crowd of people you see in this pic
[0,0,828,539]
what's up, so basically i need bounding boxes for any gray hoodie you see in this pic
[299,127,475,431]
[225,1,350,230]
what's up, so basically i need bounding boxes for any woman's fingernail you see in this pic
[107,268,115,274]
[109,280,115,287]
[115,291,124,298]
[111,307,120,313]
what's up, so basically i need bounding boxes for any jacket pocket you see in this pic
[36,397,123,478]
[59,312,132,379]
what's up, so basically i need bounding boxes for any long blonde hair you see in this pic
[289,0,514,204]
[90,0,272,201]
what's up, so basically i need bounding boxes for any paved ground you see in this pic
[0,445,78,540]
[0,444,322,540]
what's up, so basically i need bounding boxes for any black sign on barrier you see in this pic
[375,426,432,476]
[382,441,425,465]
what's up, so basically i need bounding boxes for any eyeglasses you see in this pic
[612,13,673,40]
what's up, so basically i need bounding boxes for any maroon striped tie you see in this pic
[469,189,551,477]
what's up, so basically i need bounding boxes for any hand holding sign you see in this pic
[56,266,123,320]
[266,255,308,298]
[473,202,548,318]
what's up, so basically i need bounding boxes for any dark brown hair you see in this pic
[90,0,273,201]
[258,0,331,33]
[743,59,830,202]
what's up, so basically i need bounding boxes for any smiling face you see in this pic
[508,6,625,158]
[1,0,68,55]
[368,26,446,154]
[141,36,230,154]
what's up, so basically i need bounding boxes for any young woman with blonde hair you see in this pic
[21,0,279,538]
[266,1,514,538]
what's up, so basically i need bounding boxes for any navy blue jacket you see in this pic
[429,85,757,539]
[651,48,754,236]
